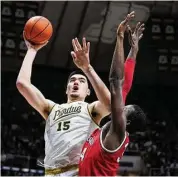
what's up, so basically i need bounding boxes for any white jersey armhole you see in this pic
[87,103,100,127]
[46,100,57,120]
[100,128,127,153]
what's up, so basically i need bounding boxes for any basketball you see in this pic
[24,16,53,45]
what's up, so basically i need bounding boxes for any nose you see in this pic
[74,80,79,85]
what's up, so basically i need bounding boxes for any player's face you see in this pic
[66,74,90,101]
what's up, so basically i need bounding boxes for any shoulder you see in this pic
[46,99,56,109]
[101,128,129,154]
[45,99,57,117]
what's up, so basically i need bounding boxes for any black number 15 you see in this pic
[57,121,71,131]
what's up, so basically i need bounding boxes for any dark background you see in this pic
[1,1,178,176]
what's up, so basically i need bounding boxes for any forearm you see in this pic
[127,47,138,60]
[109,35,126,134]
[17,48,37,83]
[109,36,124,81]
[83,65,110,107]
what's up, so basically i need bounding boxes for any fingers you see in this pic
[23,31,26,40]
[72,38,83,52]
[23,31,29,44]
[82,37,87,50]
[135,22,141,33]
[72,37,90,53]
[127,11,135,19]
[71,51,77,60]
[123,11,135,24]
[139,33,143,40]
[72,39,78,52]
[87,42,90,53]
[135,22,145,34]
[138,23,145,33]
[137,23,145,40]
[126,25,132,34]
[75,38,82,50]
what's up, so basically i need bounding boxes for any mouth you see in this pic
[72,86,79,91]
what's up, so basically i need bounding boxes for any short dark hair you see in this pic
[125,105,147,133]
[67,70,91,89]
[99,105,147,130]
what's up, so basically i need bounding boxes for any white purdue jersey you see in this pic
[44,101,98,169]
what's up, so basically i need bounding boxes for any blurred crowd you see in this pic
[1,71,178,176]
[128,120,178,175]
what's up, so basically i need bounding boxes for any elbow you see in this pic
[16,79,29,91]
[16,80,24,91]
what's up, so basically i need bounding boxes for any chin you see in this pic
[70,93,80,98]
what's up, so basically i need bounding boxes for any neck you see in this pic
[67,97,85,103]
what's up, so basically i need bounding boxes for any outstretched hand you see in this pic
[23,31,48,51]
[127,22,145,52]
[117,11,135,38]
[71,37,91,72]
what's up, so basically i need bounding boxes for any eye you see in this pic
[69,78,75,82]
[80,79,85,83]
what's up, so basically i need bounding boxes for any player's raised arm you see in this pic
[122,22,145,103]
[16,32,54,120]
[103,12,135,150]
[71,38,111,124]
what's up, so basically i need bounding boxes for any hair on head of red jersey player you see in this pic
[102,104,147,133]
[124,104,147,133]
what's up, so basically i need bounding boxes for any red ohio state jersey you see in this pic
[79,128,129,176]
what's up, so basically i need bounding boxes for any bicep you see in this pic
[16,82,52,119]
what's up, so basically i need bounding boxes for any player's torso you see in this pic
[79,127,129,176]
[44,101,98,168]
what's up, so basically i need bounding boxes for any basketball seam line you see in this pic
[29,16,44,40]
[30,22,50,42]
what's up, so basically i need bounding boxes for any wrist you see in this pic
[26,48,37,62]
[131,46,138,53]
[117,34,124,40]
[28,48,37,54]
[82,65,93,73]
[131,48,138,57]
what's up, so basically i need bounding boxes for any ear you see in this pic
[87,89,90,96]
[66,87,68,95]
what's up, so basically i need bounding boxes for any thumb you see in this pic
[71,51,77,59]
[139,33,143,40]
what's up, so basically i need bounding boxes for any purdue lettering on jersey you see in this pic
[44,101,98,169]
[53,106,82,121]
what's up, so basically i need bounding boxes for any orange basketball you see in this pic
[24,16,53,45]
